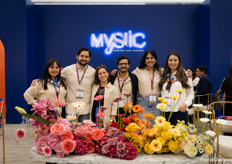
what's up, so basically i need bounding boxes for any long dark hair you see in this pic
[138,50,162,75]
[159,52,190,90]
[39,59,66,90]
[187,67,197,80]
[94,65,110,85]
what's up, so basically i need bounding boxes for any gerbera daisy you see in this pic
[170,96,179,100]
[150,139,162,152]
[132,105,141,113]
[134,117,142,124]
[155,116,166,126]
[143,113,155,119]
[16,129,26,139]
[123,102,133,112]
[42,146,52,156]
[176,89,186,93]
[156,103,167,110]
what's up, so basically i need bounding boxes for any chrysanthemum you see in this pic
[116,141,126,151]
[205,130,216,137]
[132,105,141,113]
[42,146,52,156]
[155,116,166,126]
[200,118,210,123]
[102,144,110,154]
[16,129,26,139]
[150,139,162,152]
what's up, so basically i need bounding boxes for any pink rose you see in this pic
[50,123,65,135]
[92,129,104,141]
[61,139,76,155]
[60,131,74,141]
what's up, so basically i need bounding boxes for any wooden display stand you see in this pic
[0,98,5,164]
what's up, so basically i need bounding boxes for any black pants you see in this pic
[164,111,188,126]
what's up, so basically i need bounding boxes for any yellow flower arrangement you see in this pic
[144,142,155,154]
[150,139,162,152]
[125,123,139,133]
[161,131,172,141]
[157,137,166,146]
[168,140,179,153]
[162,121,171,131]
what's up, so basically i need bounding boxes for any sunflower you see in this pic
[150,139,162,152]
[155,116,166,126]
[132,105,141,113]
[134,117,142,124]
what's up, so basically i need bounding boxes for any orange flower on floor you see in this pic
[123,102,133,112]
[132,105,141,113]
[143,113,155,119]
[134,117,142,124]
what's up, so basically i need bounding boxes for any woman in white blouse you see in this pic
[24,59,67,114]
[90,65,119,129]
[158,52,194,125]
[187,67,199,88]
[132,50,163,125]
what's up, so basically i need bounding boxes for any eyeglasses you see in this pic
[118,63,129,66]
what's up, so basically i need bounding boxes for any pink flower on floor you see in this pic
[61,139,76,155]
[60,131,74,141]
[42,146,52,156]
[50,123,65,135]
[86,141,95,153]
[92,129,104,141]
[94,95,104,101]
[16,129,26,139]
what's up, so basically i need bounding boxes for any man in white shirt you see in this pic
[61,47,95,122]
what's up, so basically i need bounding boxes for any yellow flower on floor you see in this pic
[168,140,179,153]
[157,137,166,146]
[125,123,139,133]
[158,97,166,102]
[170,96,179,100]
[144,142,155,155]
[204,144,213,154]
[156,103,167,110]
[150,139,162,152]
[155,116,166,127]
[176,89,186,93]
[161,131,172,141]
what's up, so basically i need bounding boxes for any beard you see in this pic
[119,69,128,73]
[78,60,88,66]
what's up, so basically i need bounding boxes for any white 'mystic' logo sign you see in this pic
[90,30,147,55]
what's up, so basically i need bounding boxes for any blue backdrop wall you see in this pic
[0,0,231,123]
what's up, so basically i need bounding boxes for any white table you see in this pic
[31,146,208,164]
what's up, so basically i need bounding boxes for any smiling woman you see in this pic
[23,59,67,107]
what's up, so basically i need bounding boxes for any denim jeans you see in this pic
[78,113,90,123]
[137,96,161,127]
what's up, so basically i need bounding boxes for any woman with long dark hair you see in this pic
[90,65,119,129]
[132,50,163,125]
[159,52,194,125]
[187,66,199,87]
[24,58,67,109]
[220,66,232,116]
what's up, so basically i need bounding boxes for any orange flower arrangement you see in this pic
[132,105,141,113]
